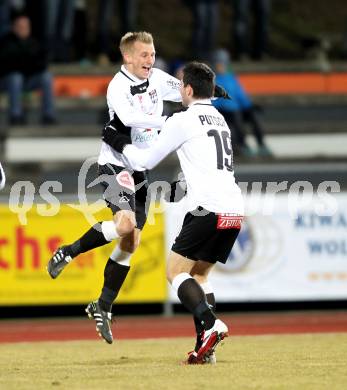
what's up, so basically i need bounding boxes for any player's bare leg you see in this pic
[47,219,121,279]
[167,253,228,364]
[86,210,140,344]
[47,209,136,279]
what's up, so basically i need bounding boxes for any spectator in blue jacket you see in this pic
[211,48,271,157]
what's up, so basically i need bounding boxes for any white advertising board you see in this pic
[165,192,347,302]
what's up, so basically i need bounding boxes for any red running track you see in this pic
[1,311,347,343]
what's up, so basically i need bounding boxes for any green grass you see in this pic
[1,334,347,389]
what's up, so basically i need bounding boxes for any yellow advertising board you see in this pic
[0,204,167,305]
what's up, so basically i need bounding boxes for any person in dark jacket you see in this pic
[0,13,56,125]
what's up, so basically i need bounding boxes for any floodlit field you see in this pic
[1,334,347,390]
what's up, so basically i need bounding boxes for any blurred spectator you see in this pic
[72,0,89,64]
[45,0,76,62]
[232,0,271,61]
[0,0,26,37]
[211,49,272,157]
[25,0,76,62]
[0,13,56,125]
[0,0,11,37]
[96,0,138,65]
[185,0,219,61]
[154,56,169,73]
[170,59,185,80]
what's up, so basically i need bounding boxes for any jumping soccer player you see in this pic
[47,31,182,344]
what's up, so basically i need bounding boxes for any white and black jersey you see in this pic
[0,162,5,190]
[98,65,181,167]
[123,100,244,215]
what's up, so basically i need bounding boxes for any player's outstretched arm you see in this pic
[214,84,231,100]
[122,115,186,171]
[0,162,5,190]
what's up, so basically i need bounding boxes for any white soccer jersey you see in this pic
[123,100,244,214]
[98,65,182,167]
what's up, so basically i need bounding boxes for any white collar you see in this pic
[189,98,212,107]
[121,65,152,84]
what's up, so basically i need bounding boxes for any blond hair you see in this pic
[119,31,154,56]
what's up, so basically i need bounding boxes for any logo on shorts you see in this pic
[116,171,135,192]
[217,214,243,229]
[119,195,130,203]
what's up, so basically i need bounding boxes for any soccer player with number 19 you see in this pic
[111,62,244,364]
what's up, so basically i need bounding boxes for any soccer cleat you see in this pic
[47,246,72,279]
[185,332,217,365]
[185,351,199,365]
[204,351,217,364]
[185,350,217,365]
[196,319,228,362]
[85,301,113,344]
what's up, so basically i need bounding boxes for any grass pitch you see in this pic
[1,333,347,390]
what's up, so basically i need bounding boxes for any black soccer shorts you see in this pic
[98,163,148,230]
[171,207,243,264]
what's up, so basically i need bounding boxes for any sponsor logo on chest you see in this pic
[133,130,156,143]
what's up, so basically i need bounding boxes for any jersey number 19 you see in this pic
[208,129,233,172]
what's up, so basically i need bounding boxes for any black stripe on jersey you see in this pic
[120,70,149,95]
[108,113,131,135]
[130,80,149,95]
[193,103,213,106]
[120,70,135,82]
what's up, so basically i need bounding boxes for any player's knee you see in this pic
[166,262,181,284]
[118,218,135,236]
[119,233,140,253]
[114,211,136,236]
[166,269,174,284]
[192,274,207,285]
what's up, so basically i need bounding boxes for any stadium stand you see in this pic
[1,61,347,193]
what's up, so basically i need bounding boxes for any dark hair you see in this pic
[182,62,215,99]
[10,11,29,23]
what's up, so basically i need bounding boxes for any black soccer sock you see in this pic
[177,278,216,331]
[194,292,216,333]
[206,292,216,311]
[98,259,130,312]
[67,222,110,257]
[193,292,216,351]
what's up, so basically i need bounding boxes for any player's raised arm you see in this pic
[103,113,186,171]
[125,116,186,170]
[157,68,182,102]
[0,162,5,190]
